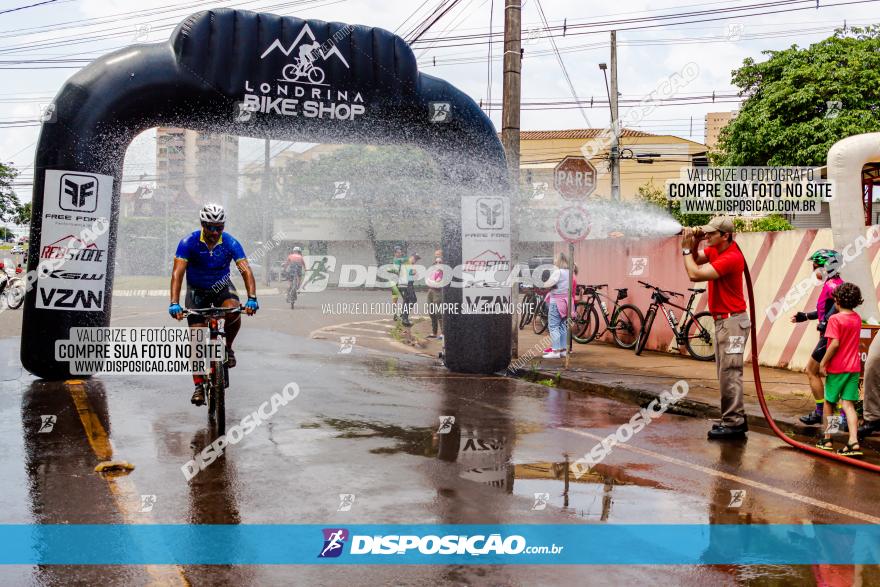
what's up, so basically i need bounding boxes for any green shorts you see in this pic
[824,372,861,403]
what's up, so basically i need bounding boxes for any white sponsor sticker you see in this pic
[36,170,113,312]
[461,196,511,314]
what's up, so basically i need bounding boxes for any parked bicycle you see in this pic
[571,284,644,349]
[633,281,715,361]
[184,306,241,434]
[518,286,550,333]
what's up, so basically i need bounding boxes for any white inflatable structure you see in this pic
[827,132,880,322]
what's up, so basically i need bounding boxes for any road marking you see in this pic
[65,380,190,585]
[556,426,880,524]
[459,391,880,524]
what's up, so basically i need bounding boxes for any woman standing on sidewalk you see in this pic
[543,252,574,359]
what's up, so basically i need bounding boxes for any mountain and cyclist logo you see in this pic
[261,23,350,86]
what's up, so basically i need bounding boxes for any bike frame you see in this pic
[648,290,700,344]
[580,288,620,329]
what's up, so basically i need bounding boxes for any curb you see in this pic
[525,367,874,444]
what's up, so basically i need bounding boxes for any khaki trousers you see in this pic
[714,312,751,426]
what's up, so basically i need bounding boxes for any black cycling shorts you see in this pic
[185,285,239,326]
[811,336,828,363]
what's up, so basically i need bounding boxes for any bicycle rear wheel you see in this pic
[685,311,716,361]
[532,298,548,335]
[611,304,644,349]
[571,302,599,344]
[634,308,656,356]
[519,293,535,329]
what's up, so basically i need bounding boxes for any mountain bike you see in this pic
[571,284,644,349]
[633,281,715,361]
[518,286,549,330]
[184,306,241,434]
[286,270,302,309]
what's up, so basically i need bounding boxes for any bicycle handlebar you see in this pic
[638,281,683,298]
[184,306,244,317]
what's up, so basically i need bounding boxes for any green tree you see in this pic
[733,214,793,232]
[14,200,31,225]
[715,26,880,166]
[0,162,21,226]
[637,179,711,228]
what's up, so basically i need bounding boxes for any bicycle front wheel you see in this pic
[212,360,226,434]
[634,308,655,356]
[571,302,599,344]
[685,311,716,361]
[532,298,548,335]
[5,282,25,309]
[611,304,644,349]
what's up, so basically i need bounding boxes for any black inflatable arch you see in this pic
[22,8,512,379]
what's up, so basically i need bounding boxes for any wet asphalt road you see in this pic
[2,291,880,585]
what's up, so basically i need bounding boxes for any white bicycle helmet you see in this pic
[199,203,226,223]
[293,246,302,253]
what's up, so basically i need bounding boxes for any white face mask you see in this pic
[435,258,442,263]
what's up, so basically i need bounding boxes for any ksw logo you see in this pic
[318,528,349,558]
[59,173,99,213]
[476,197,504,229]
[261,23,350,85]
[45,270,104,280]
[39,288,103,310]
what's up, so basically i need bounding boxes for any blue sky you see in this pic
[0,0,876,200]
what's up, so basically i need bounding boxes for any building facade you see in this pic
[156,127,239,209]
[704,111,736,149]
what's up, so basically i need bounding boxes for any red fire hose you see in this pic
[743,261,880,472]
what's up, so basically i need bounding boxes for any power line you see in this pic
[0,0,65,16]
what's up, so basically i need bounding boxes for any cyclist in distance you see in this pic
[283,246,306,289]
[169,203,259,406]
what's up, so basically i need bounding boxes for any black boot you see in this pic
[858,419,880,439]
[191,383,206,406]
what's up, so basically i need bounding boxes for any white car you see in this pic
[11,245,24,254]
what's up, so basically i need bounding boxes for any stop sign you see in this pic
[554,156,597,200]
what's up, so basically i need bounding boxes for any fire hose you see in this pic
[742,259,880,472]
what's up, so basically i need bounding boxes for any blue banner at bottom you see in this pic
[0,524,878,565]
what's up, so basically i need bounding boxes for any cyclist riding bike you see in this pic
[169,203,259,406]
[283,246,306,288]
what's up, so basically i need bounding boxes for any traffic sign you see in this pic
[554,156,597,200]
[556,206,591,243]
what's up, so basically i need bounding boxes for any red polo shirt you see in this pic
[704,241,746,314]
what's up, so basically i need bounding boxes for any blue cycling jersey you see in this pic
[175,229,247,289]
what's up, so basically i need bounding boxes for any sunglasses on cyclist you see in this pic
[202,224,224,233]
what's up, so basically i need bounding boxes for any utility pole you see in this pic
[501,0,522,358]
[261,138,271,287]
[609,30,620,201]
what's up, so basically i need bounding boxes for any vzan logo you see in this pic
[242,24,365,121]
[39,288,103,310]
[59,173,98,213]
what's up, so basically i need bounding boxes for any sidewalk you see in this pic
[518,330,847,440]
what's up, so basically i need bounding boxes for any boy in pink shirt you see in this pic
[817,283,864,456]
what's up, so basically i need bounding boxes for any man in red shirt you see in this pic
[682,215,750,439]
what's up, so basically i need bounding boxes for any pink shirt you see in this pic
[824,312,862,373]
[816,276,843,322]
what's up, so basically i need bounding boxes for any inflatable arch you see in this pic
[22,8,512,378]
